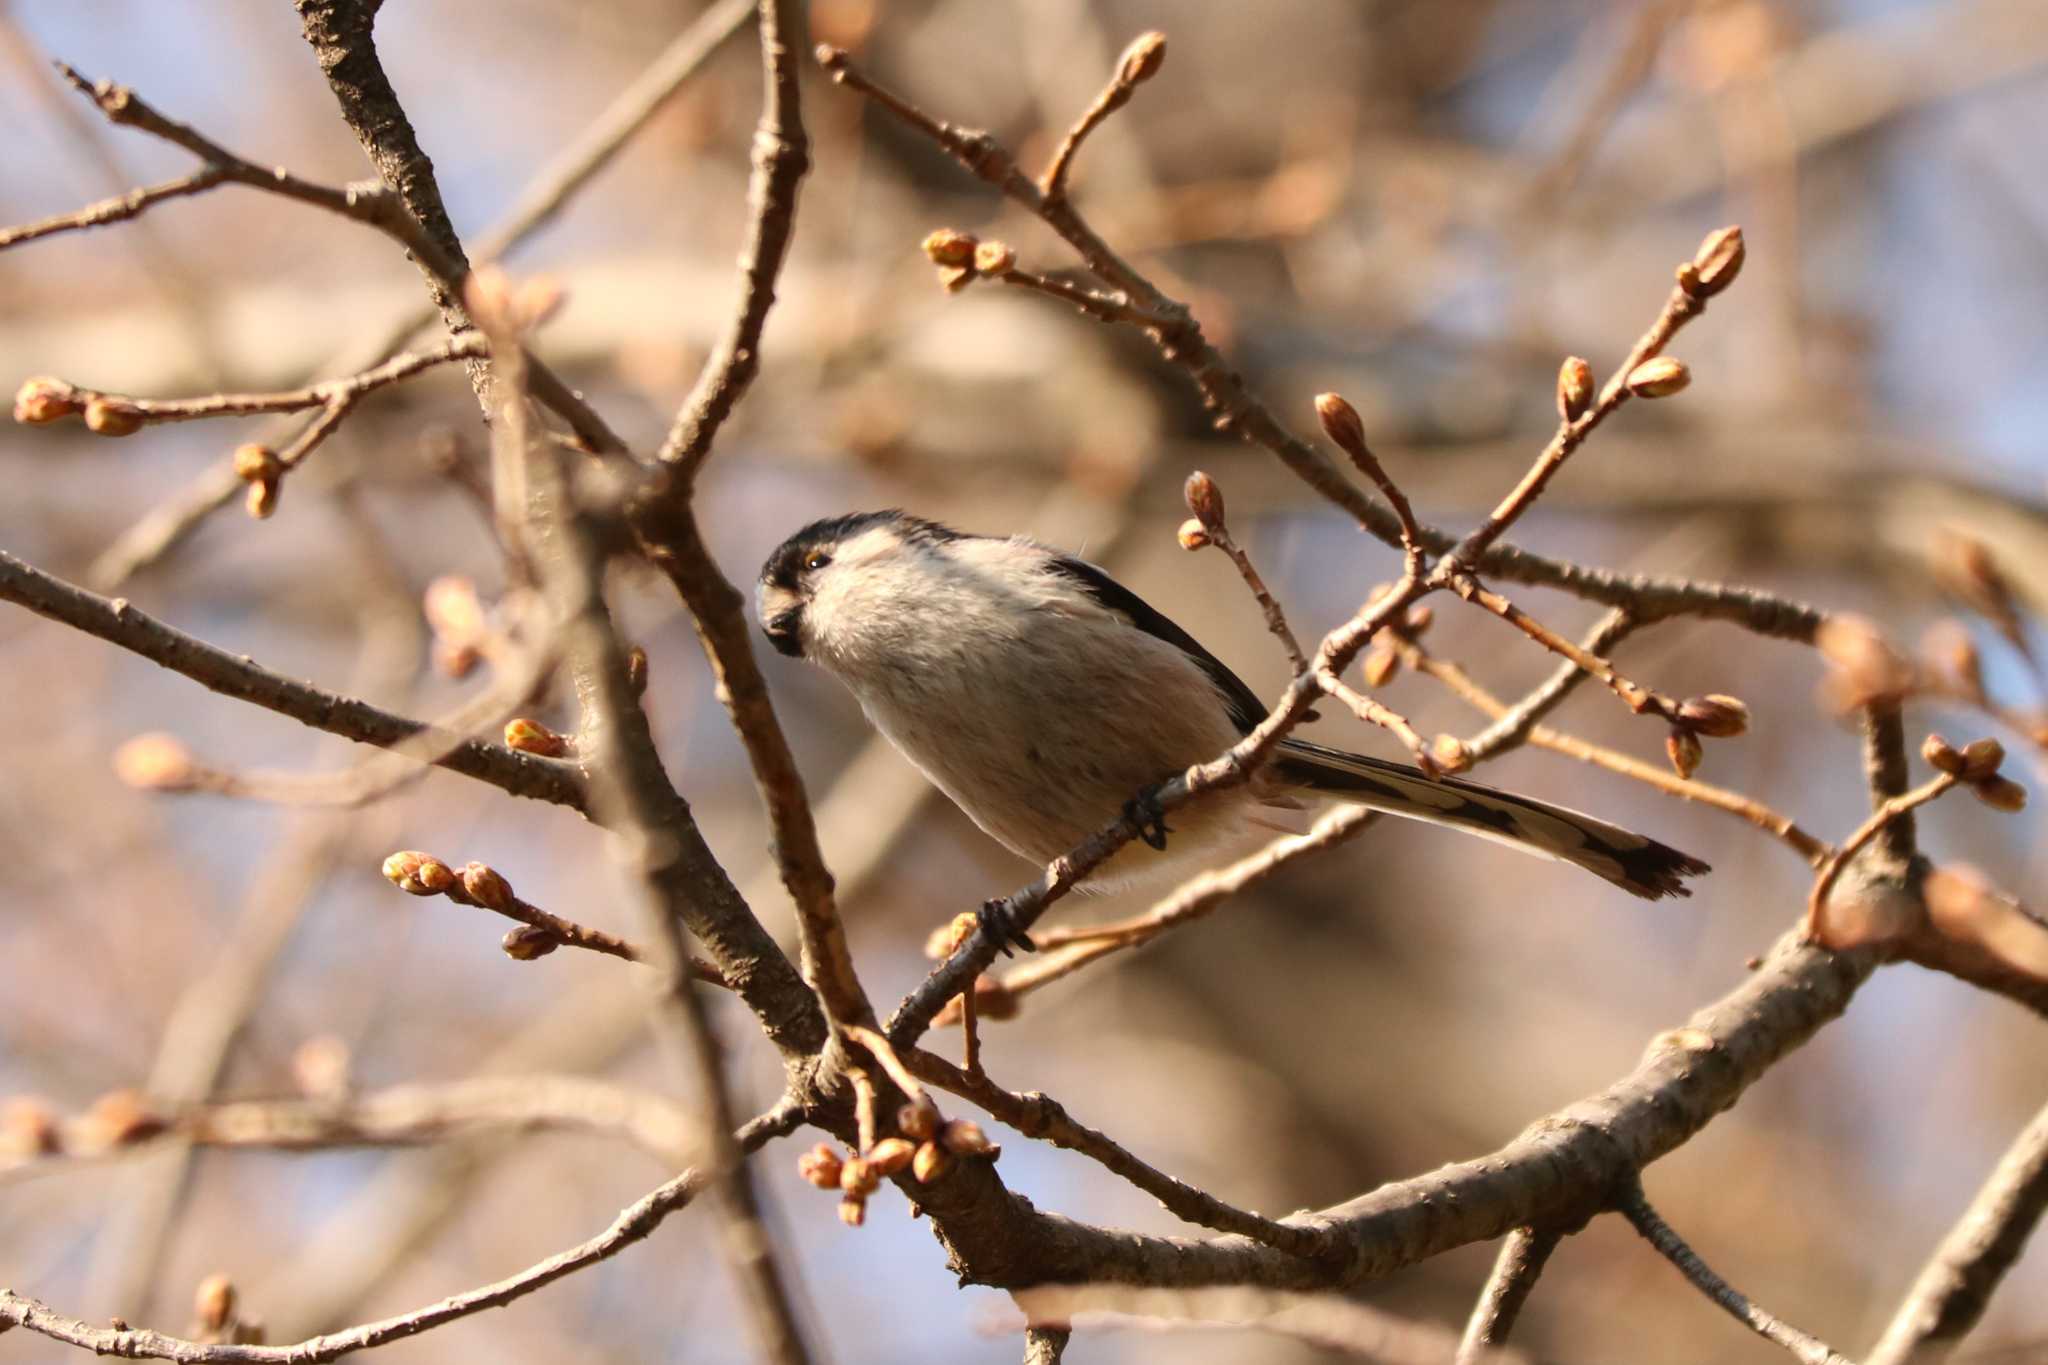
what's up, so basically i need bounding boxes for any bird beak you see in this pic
[762,607,804,658]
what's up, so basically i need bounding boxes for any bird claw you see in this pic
[1123,785,1173,851]
[978,898,1037,956]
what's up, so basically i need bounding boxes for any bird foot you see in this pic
[1123,784,1173,851]
[978,898,1037,956]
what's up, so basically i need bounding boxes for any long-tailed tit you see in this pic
[758,511,1707,946]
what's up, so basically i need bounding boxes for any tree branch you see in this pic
[1867,1097,2048,1365]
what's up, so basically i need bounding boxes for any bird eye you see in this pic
[803,550,832,572]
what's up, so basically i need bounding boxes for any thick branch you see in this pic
[1868,1097,2048,1365]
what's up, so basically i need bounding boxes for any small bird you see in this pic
[757,511,1707,946]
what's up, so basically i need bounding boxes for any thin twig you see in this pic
[905,1047,1328,1257]
[1464,608,1637,760]
[1203,523,1307,674]
[1618,1184,1857,1365]
[17,337,483,429]
[83,0,749,586]
[0,166,229,248]
[841,1024,929,1104]
[958,807,1377,1016]
[1457,1227,1561,1362]
[1,1075,708,1184]
[656,0,811,477]
[0,1104,800,1363]
[1316,668,1433,768]
[1867,1096,2048,1365]
[471,0,756,261]
[48,61,622,456]
[1805,773,1959,938]
[0,550,583,807]
[1450,574,1678,721]
[1397,639,1827,863]
[1038,31,1165,201]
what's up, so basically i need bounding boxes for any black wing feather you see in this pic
[1043,554,1268,734]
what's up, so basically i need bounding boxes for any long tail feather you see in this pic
[1274,739,1709,900]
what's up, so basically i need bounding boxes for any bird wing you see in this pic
[1041,552,1268,733]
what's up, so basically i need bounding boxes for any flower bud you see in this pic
[194,1274,236,1333]
[1959,738,2005,782]
[972,240,1015,275]
[920,228,977,269]
[1674,261,1703,298]
[1557,356,1594,422]
[1921,621,1985,703]
[1676,694,1749,738]
[1183,470,1226,531]
[1118,30,1167,86]
[897,1095,941,1141]
[1922,734,1965,776]
[837,1196,867,1226]
[434,641,480,680]
[423,576,486,646]
[2,1096,61,1156]
[382,851,454,896]
[838,1155,880,1197]
[232,443,281,484]
[1692,226,1746,297]
[1972,776,2027,813]
[936,264,974,293]
[1402,605,1434,635]
[459,862,514,911]
[292,1035,351,1100]
[83,398,143,437]
[13,377,78,424]
[504,717,570,757]
[501,925,560,959]
[1930,529,2021,637]
[912,1139,951,1182]
[1176,518,1211,551]
[115,732,198,791]
[244,479,279,520]
[867,1137,917,1176]
[939,1118,997,1158]
[85,1089,166,1147]
[1429,734,1471,774]
[1666,727,1703,779]
[1362,645,1399,688]
[1625,357,1690,398]
[924,913,979,960]
[798,1142,844,1189]
[1314,392,1366,454]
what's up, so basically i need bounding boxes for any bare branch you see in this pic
[1458,1227,1561,1362]
[0,550,584,808]
[2,1076,708,1184]
[1619,1185,1856,1365]
[656,0,812,478]
[0,1105,800,1363]
[907,1047,1329,1256]
[1868,1097,2048,1365]
[0,165,228,248]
